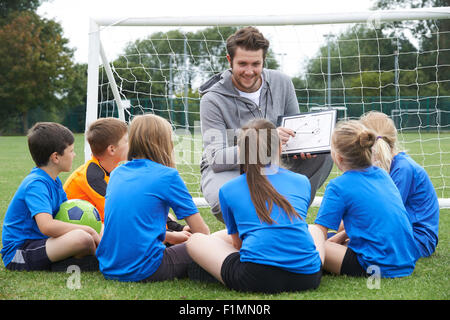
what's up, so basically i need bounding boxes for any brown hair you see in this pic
[27,122,74,167]
[87,117,128,157]
[226,26,270,62]
[238,119,301,224]
[332,120,376,170]
[360,111,399,172]
[127,114,175,168]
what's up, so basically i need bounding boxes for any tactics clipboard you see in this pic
[278,109,337,155]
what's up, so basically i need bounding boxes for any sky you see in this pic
[37,0,376,76]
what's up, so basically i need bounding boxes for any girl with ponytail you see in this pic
[360,111,439,258]
[314,120,419,278]
[186,119,324,293]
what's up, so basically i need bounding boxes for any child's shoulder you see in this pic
[393,152,416,167]
[279,166,309,182]
[334,166,383,184]
[24,167,53,184]
[19,167,62,195]
[392,152,419,172]
[220,173,246,194]
[120,158,180,178]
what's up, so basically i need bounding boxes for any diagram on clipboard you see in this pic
[280,109,337,155]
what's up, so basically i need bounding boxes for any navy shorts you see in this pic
[221,252,322,294]
[141,243,193,282]
[6,239,52,271]
[340,247,369,277]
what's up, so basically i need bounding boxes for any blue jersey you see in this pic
[314,166,419,278]
[220,166,322,274]
[96,159,198,282]
[1,167,67,267]
[390,152,439,257]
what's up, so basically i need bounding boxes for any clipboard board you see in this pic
[278,109,337,156]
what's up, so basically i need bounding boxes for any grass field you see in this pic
[0,133,449,300]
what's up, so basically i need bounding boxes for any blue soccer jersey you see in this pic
[314,166,420,278]
[1,167,67,267]
[96,159,198,282]
[220,166,322,275]
[390,152,439,257]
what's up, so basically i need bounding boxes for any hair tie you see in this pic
[376,136,383,140]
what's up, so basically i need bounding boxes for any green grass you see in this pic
[0,133,449,300]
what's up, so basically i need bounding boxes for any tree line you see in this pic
[0,0,448,134]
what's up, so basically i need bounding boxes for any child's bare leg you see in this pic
[186,233,237,284]
[46,229,96,262]
[323,241,347,275]
[211,229,232,244]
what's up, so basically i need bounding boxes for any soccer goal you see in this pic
[86,7,450,208]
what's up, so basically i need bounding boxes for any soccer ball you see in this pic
[55,199,102,234]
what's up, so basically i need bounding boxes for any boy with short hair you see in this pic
[1,122,100,271]
[64,117,129,222]
[64,117,188,244]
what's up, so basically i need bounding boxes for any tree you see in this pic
[109,26,280,101]
[0,11,74,133]
[103,26,280,126]
[292,10,449,111]
[373,0,450,95]
[0,0,44,22]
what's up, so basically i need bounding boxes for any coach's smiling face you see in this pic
[227,47,264,93]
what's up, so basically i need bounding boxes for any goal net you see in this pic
[86,8,450,207]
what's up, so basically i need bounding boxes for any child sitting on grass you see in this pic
[64,117,129,222]
[1,122,100,272]
[186,119,324,293]
[96,114,209,282]
[314,120,420,278]
[360,111,439,258]
[63,117,189,244]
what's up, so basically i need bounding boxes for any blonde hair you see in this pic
[127,114,175,168]
[360,111,399,172]
[332,120,376,170]
[238,119,301,224]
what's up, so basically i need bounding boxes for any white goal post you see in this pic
[86,7,450,208]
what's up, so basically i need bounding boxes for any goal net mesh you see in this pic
[94,18,449,201]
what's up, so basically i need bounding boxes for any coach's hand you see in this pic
[276,127,295,145]
[277,127,316,160]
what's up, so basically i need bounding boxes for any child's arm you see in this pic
[230,233,242,250]
[315,224,328,240]
[184,212,210,235]
[164,230,191,245]
[34,212,101,246]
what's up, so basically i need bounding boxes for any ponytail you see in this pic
[239,119,301,224]
[360,111,399,173]
[332,120,376,170]
[372,136,394,172]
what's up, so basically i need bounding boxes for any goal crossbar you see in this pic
[91,7,450,27]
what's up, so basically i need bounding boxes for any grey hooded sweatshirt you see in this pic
[199,68,299,174]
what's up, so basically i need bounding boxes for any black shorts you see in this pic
[340,247,369,277]
[220,252,322,294]
[141,243,193,282]
[6,239,52,271]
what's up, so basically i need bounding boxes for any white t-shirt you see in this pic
[236,75,264,106]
